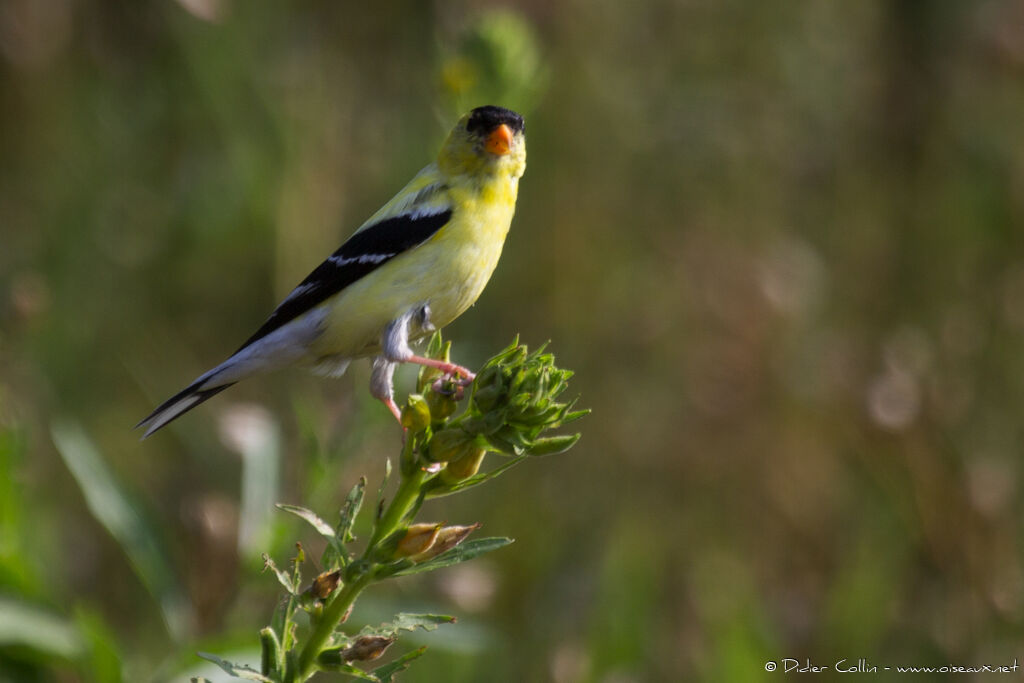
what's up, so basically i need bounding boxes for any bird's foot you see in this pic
[406,354,475,382]
[431,376,467,401]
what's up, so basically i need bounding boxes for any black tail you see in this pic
[136,381,236,439]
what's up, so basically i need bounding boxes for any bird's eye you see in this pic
[465,106,524,137]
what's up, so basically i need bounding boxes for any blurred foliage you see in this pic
[3,0,1024,681]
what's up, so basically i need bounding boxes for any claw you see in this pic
[382,397,403,424]
[431,376,466,401]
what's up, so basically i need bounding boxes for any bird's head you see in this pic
[438,105,526,181]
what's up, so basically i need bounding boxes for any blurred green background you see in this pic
[4,0,1024,681]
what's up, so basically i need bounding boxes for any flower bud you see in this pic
[440,448,486,484]
[426,428,476,463]
[304,569,341,601]
[318,636,396,667]
[416,336,451,392]
[342,635,395,662]
[470,383,505,412]
[411,523,480,561]
[259,627,281,676]
[472,365,501,390]
[460,411,504,437]
[426,378,461,422]
[395,523,443,557]
[401,394,431,433]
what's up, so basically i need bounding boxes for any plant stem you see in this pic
[293,466,430,680]
[295,574,370,679]
[367,467,430,550]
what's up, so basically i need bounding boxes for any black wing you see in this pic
[237,208,453,351]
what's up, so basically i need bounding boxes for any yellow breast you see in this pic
[311,175,520,359]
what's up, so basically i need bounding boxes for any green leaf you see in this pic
[337,478,367,544]
[278,503,350,573]
[316,661,378,680]
[375,458,393,520]
[561,407,591,424]
[262,554,297,595]
[370,613,456,637]
[372,646,428,682]
[526,433,581,456]
[276,504,336,537]
[197,652,274,681]
[492,424,533,449]
[391,538,513,576]
[479,337,521,369]
[51,421,190,639]
[372,557,417,580]
[482,432,524,455]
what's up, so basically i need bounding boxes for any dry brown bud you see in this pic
[395,523,443,557]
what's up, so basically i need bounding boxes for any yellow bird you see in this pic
[138,105,526,437]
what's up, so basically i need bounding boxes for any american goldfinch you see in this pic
[138,105,526,437]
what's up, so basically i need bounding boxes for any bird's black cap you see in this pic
[466,105,525,136]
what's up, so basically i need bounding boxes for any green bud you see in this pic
[509,345,529,365]
[478,338,521,370]
[440,448,486,484]
[472,365,501,390]
[416,337,451,392]
[426,378,461,422]
[509,392,533,414]
[427,428,476,463]
[259,627,281,676]
[401,394,431,433]
[470,383,505,412]
[460,411,505,436]
[507,367,527,394]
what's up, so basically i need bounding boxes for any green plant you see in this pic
[194,334,586,682]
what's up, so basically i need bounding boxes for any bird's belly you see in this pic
[311,198,514,359]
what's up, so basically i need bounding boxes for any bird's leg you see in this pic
[405,355,475,382]
[369,356,402,424]
[415,303,436,333]
[383,305,475,381]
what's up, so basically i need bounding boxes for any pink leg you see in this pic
[381,397,403,424]
[405,354,475,381]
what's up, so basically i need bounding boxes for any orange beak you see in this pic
[485,124,514,156]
